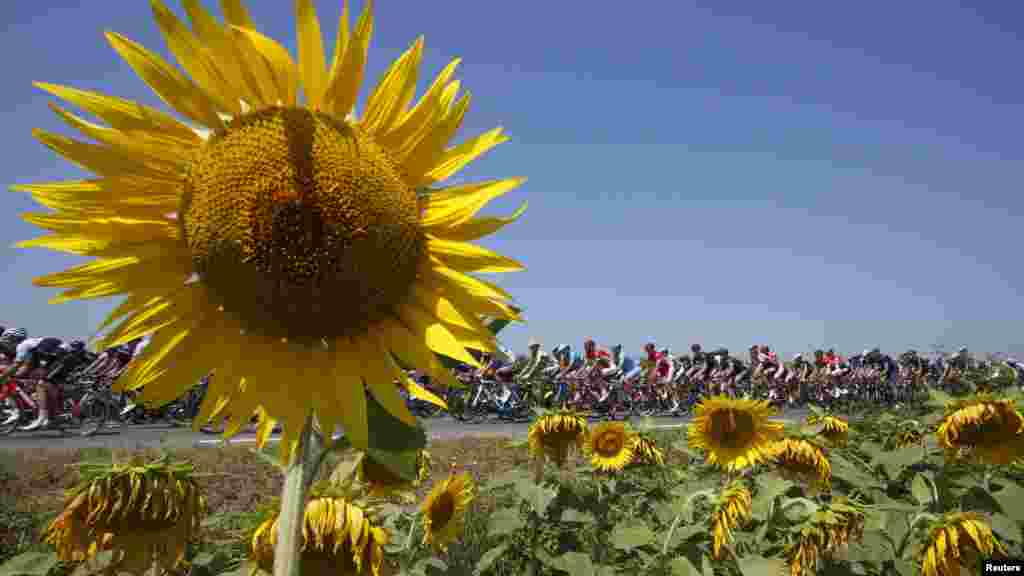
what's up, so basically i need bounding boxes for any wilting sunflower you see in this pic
[919,512,1006,576]
[585,421,637,473]
[358,449,432,497]
[687,396,784,471]
[784,497,865,576]
[421,472,475,552]
[43,459,205,575]
[817,416,849,446]
[769,439,831,492]
[631,433,665,466]
[710,481,751,560]
[527,410,588,467]
[251,496,387,576]
[13,0,526,454]
[936,398,1024,465]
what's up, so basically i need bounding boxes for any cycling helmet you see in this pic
[659,347,670,356]
[1,327,28,341]
[691,343,701,353]
[958,347,968,354]
[793,353,802,360]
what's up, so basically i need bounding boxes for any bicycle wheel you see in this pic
[78,396,111,437]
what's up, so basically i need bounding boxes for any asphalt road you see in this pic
[0,409,809,451]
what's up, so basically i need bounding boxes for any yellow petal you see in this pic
[427,259,514,301]
[353,334,416,427]
[105,32,225,131]
[439,201,528,242]
[47,103,192,169]
[427,236,524,273]
[328,338,370,450]
[397,303,479,367]
[361,37,422,134]
[231,26,298,106]
[421,178,524,228]
[181,0,256,105]
[425,127,509,184]
[379,58,461,155]
[30,129,175,180]
[295,0,327,108]
[322,0,373,117]
[150,0,240,114]
[377,318,459,390]
[403,92,471,183]
[32,82,200,144]
[328,0,350,79]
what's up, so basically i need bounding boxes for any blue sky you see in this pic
[1,1,1021,359]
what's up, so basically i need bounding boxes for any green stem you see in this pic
[404,513,418,551]
[661,513,684,556]
[273,412,321,576]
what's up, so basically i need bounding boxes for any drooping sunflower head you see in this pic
[43,459,206,573]
[687,396,785,471]
[769,439,831,493]
[818,416,849,446]
[630,434,665,467]
[420,472,475,552]
[250,496,388,576]
[936,398,1024,465]
[918,512,1007,576]
[710,481,752,560]
[15,0,526,456]
[527,411,588,466]
[585,421,638,473]
[784,498,866,576]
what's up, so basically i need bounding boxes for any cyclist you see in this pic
[13,336,65,431]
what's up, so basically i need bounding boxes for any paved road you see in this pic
[0,409,809,451]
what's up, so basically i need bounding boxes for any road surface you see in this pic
[0,409,809,451]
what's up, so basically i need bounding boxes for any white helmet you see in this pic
[793,353,802,360]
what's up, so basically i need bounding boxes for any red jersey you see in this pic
[656,356,672,378]
[586,346,611,366]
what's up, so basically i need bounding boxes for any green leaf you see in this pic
[482,468,531,491]
[487,508,525,537]
[847,530,894,563]
[992,482,1024,523]
[989,513,1022,543]
[0,553,59,576]
[701,554,714,576]
[416,558,448,573]
[830,453,881,487]
[873,445,921,479]
[894,559,917,576]
[667,524,705,549]
[366,448,419,483]
[514,480,557,515]
[561,508,596,524]
[780,497,819,523]
[611,521,656,551]
[926,388,953,408]
[474,543,510,576]
[911,473,935,506]
[737,556,787,576]
[752,473,793,518]
[365,393,427,453]
[189,551,234,576]
[864,509,888,532]
[669,557,699,576]
[546,552,594,576]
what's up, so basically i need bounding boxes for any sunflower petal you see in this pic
[295,0,327,108]
[397,303,480,367]
[322,0,373,117]
[33,82,200,144]
[427,236,524,273]
[328,338,369,450]
[230,26,298,106]
[354,334,417,427]
[150,0,240,114]
[425,127,509,184]
[361,37,422,134]
[440,201,528,241]
[427,259,515,301]
[421,178,524,228]
[378,58,460,154]
[105,32,225,131]
[47,103,192,169]
[403,92,471,184]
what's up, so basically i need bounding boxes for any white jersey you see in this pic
[14,338,44,363]
[132,334,153,359]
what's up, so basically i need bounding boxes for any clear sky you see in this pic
[1,1,1021,359]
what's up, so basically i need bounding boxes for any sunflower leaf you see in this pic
[992,481,1024,523]
[473,542,510,576]
[364,391,427,453]
[611,521,656,551]
[487,508,525,537]
[0,552,59,576]
[737,555,786,576]
[989,513,1022,542]
[668,557,699,576]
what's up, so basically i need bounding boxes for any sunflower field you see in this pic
[2,387,1023,576]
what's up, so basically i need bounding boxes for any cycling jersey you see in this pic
[655,356,673,379]
[14,338,44,363]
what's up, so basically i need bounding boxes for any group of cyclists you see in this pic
[422,338,1024,420]
[0,327,150,432]
[4,320,1024,433]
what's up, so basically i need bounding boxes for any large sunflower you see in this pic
[687,396,784,471]
[13,0,526,453]
[527,411,589,466]
[936,398,1024,465]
